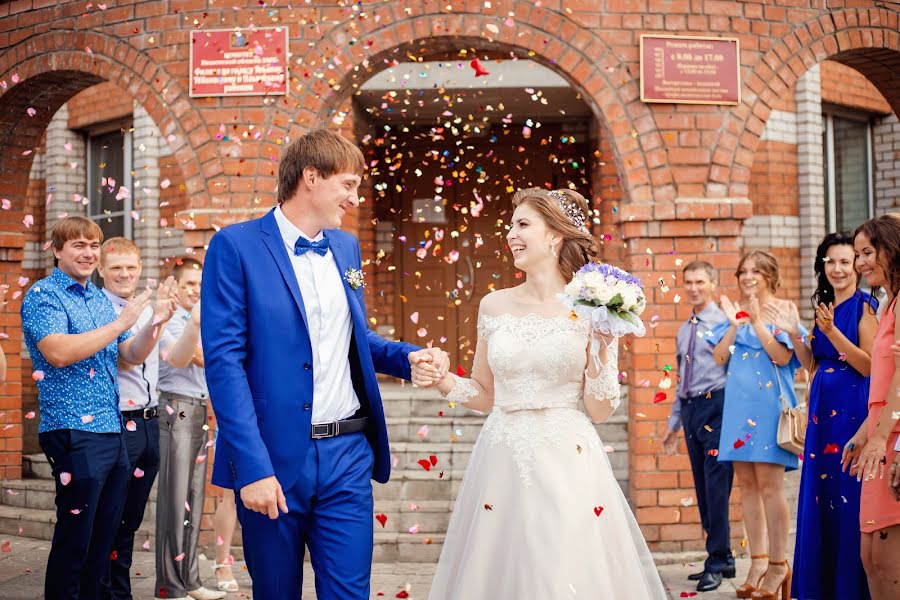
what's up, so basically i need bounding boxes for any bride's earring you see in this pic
[550,243,558,258]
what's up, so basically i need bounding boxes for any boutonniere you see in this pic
[344,267,365,290]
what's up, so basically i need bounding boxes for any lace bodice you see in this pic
[483,313,588,410]
[446,311,621,414]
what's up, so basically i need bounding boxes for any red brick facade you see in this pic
[0,0,899,552]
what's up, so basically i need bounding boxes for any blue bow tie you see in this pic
[294,236,330,257]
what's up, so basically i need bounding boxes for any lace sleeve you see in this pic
[443,373,479,407]
[584,340,621,415]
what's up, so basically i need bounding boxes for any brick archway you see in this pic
[710,7,900,198]
[0,30,212,210]
[293,3,670,204]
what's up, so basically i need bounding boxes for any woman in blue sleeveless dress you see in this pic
[792,233,877,600]
[710,251,809,600]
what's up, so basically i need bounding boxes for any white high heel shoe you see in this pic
[211,562,239,593]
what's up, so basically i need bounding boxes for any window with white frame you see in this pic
[823,107,873,234]
[86,127,133,240]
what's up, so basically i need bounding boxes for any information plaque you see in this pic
[190,28,288,97]
[640,35,740,105]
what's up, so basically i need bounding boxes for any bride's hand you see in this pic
[411,361,443,387]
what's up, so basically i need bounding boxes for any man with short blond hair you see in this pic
[97,238,201,600]
[21,217,178,600]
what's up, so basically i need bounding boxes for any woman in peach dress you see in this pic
[842,214,900,600]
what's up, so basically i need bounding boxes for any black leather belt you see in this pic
[311,417,368,440]
[122,406,158,420]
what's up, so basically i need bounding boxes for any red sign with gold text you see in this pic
[190,28,288,97]
[640,35,740,105]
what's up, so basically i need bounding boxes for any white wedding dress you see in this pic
[428,304,668,599]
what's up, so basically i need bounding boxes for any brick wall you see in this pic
[0,0,898,551]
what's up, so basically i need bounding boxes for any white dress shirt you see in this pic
[157,305,208,399]
[102,288,175,411]
[274,206,360,424]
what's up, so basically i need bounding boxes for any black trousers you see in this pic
[681,388,735,573]
[39,429,130,600]
[107,416,161,600]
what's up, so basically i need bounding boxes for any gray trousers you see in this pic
[155,393,208,598]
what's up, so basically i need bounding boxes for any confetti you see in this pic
[733,439,745,449]
[134,468,145,478]
[60,472,72,486]
[375,513,387,527]
[592,506,604,516]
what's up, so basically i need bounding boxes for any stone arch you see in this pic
[0,30,214,213]
[291,3,672,204]
[709,7,900,198]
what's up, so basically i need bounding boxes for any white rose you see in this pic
[582,271,604,289]
[564,279,582,298]
[593,283,614,304]
[619,286,638,310]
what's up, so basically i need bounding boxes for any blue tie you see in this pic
[294,236,329,257]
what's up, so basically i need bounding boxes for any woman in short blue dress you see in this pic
[710,251,809,600]
[792,233,876,600]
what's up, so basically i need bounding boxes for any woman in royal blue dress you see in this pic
[710,251,809,600]
[792,233,877,600]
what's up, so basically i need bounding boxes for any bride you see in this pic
[412,187,668,599]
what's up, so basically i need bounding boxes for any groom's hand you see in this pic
[408,347,450,379]
[240,476,288,519]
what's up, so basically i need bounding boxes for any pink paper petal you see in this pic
[133,468,145,478]
[59,472,72,486]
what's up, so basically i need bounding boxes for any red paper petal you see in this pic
[417,459,432,471]
[733,439,746,449]
[653,392,667,404]
[375,513,387,528]
[735,311,750,320]
[429,454,438,466]
[823,443,840,454]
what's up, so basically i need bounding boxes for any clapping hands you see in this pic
[152,276,179,325]
[409,347,450,387]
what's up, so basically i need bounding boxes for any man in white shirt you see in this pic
[97,239,214,600]
[202,129,448,599]
[154,257,224,600]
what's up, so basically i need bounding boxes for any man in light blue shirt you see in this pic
[21,217,177,600]
[661,260,733,592]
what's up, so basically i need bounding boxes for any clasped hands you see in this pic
[409,347,450,388]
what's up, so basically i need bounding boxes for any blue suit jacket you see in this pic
[202,209,419,491]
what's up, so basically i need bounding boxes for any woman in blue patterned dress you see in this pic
[710,251,809,600]
[792,233,876,600]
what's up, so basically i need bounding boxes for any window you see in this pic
[86,128,133,240]
[823,109,873,233]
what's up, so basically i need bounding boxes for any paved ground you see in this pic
[0,534,776,599]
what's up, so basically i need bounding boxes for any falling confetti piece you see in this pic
[134,468,145,478]
[174,552,185,562]
[60,472,72,486]
[26,107,36,117]
[69,509,81,515]
[81,415,94,424]
[680,497,695,507]
[142,540,151,550]
[0,541,10,553]
[25,411,35,419]
[470,57,489,77]
[417,425,429,438]
[166,405,175,415]
[160,179,171,189]
[484,504,493,510]
[735,311,750,320]
[417,459,432,471]
[31,370,44,382]
[408,524,420,534]
[410,312,419,324]
[593,506,604,516]
[823,443,840,454]
[125,420,137,432]
[733,439,745,449]
[375,513,387,527]
[653,392,666,403]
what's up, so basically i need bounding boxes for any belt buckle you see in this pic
[143,407,156,419]
[311,422,336,439]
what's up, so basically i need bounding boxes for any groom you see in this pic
[202,129,448,598]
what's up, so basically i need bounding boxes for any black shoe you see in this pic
[689,565,735,580]
[697,571,723,592]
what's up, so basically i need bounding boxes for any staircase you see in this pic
[0,383,630,562]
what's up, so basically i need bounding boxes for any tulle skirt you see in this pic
[428,407,667,600]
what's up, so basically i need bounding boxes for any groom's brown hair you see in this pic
[277,129,365,204]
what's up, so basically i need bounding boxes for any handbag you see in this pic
[774,361,808,455]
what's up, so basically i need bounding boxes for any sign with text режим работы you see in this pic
[640,35,740,105]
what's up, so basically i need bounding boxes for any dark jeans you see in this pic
[39,428,130,600]
[107,416,161,600]
[682,388,735,574]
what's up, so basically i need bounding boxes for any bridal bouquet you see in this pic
[561,262,647,338]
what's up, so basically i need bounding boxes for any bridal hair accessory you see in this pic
[344,267,365,290]
[547,189,589,233]
[560,261,646,369]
